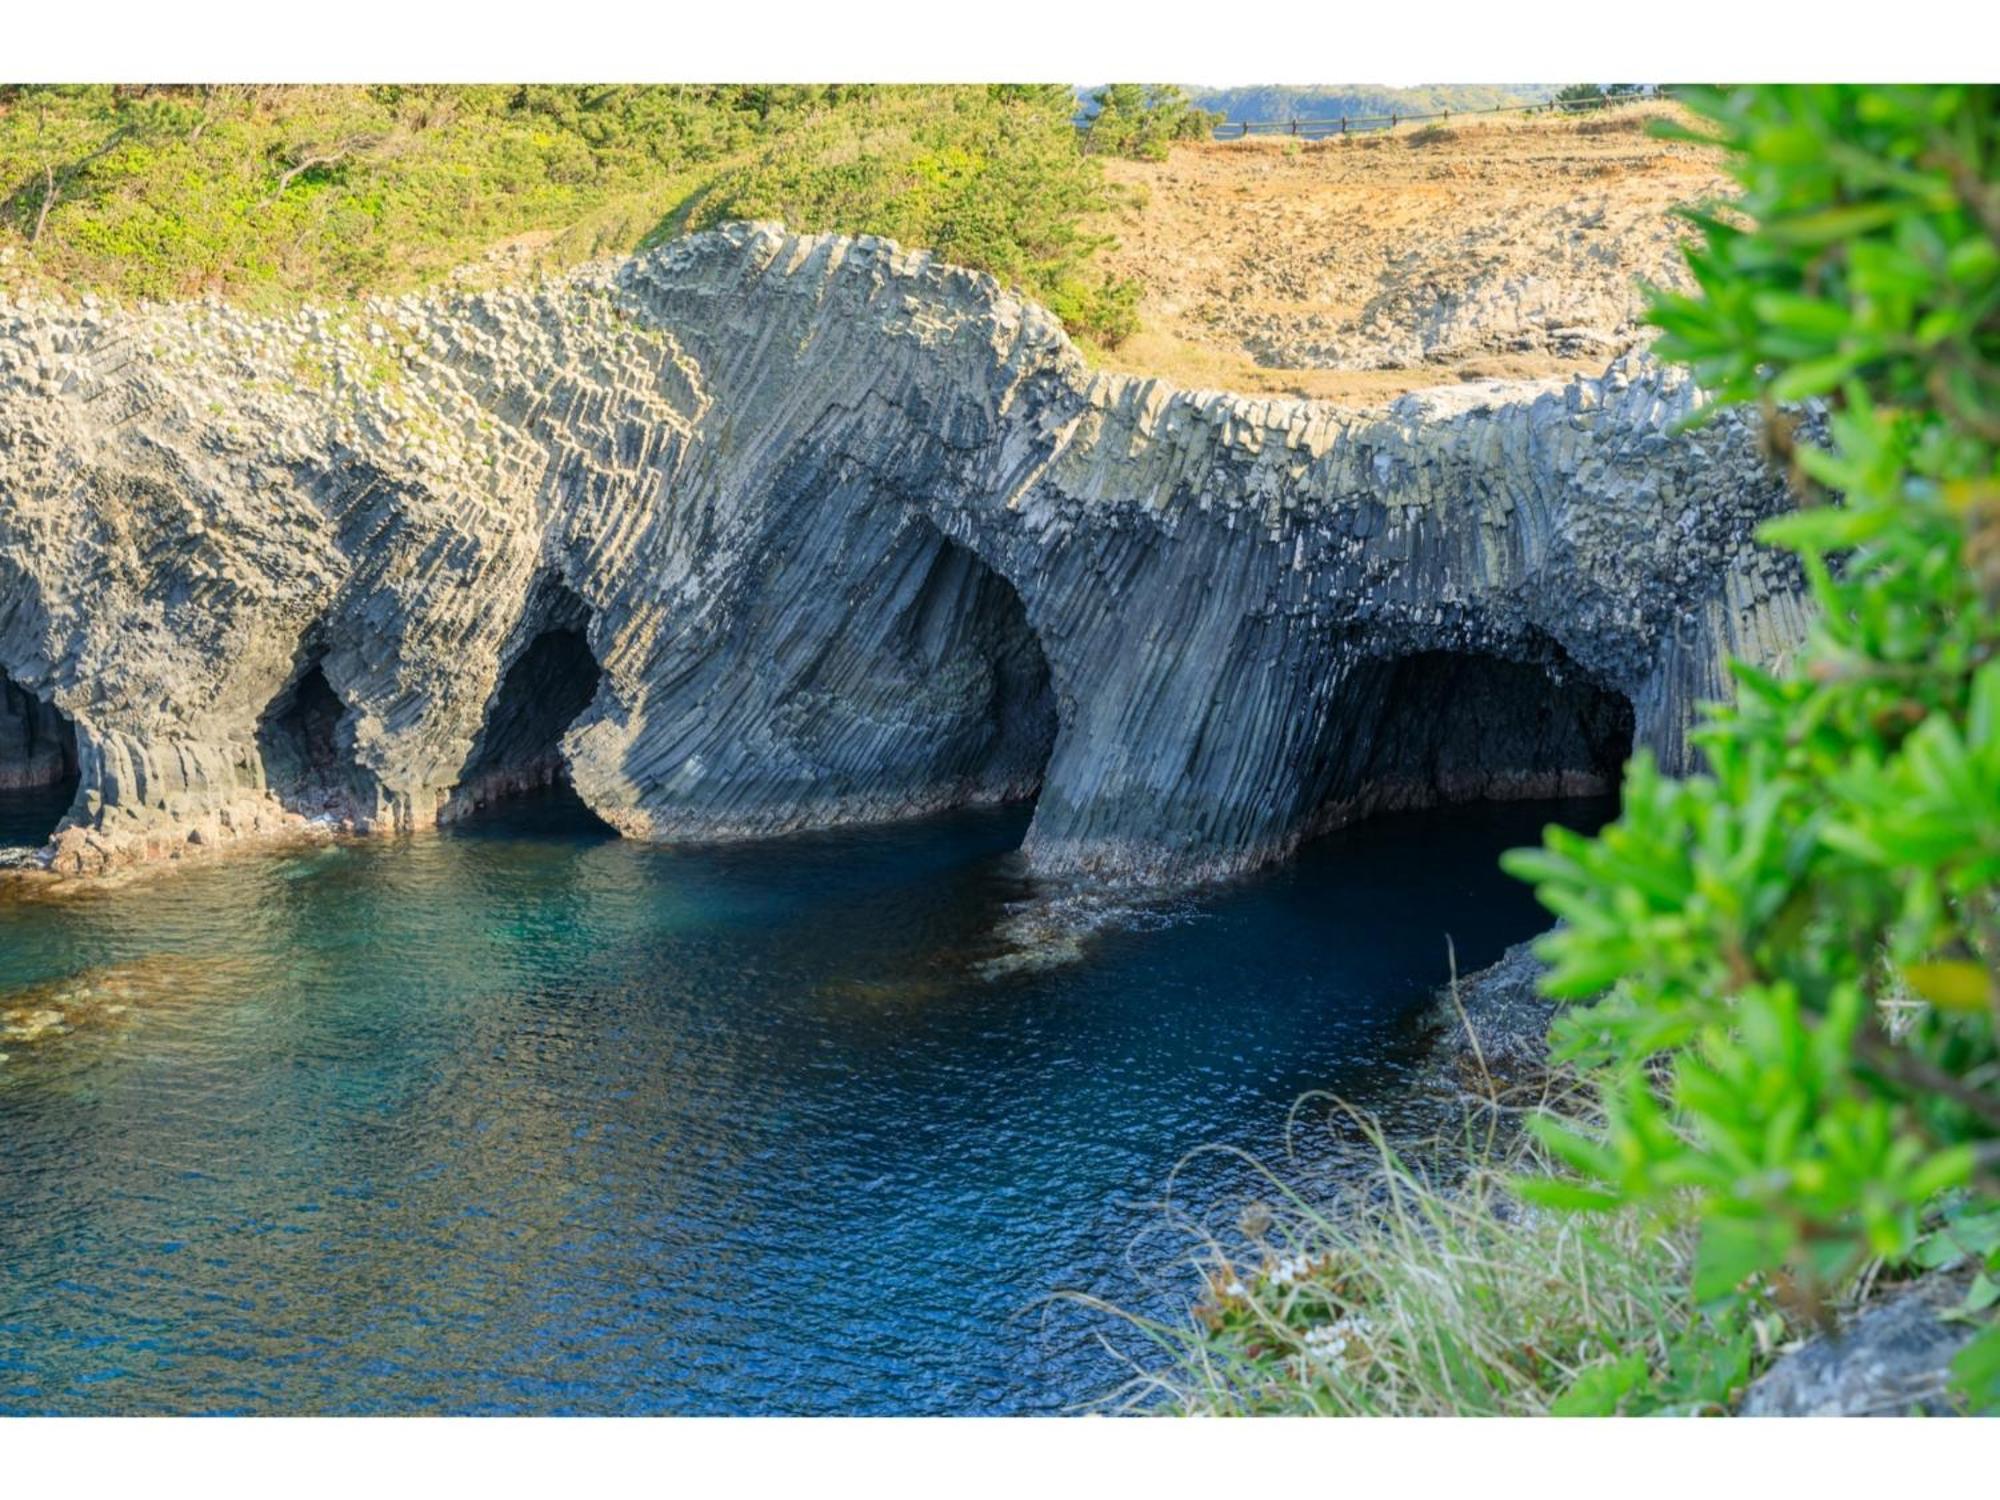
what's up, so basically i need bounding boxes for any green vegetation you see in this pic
[1078,85,1219,161]
[1552,84,1648,109]
[0,84,1160,346]
[1090,1104,1741,1416]
[674,85,1144,345]
[1149,83,1998,1417]
[1504,82,2000,1414]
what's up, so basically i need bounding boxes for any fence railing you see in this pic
[1200,88,1676,142]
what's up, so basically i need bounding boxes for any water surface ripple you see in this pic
[0,791,1608,1414]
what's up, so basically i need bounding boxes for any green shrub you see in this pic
[0,85,1144,347]
[1080,84,1219,161]
[679,85,1143,346]
[1502,84,2000,1413]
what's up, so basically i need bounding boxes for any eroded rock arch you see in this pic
[0,225,1810,883]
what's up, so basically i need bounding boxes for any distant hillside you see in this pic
[1185,85,1554,124]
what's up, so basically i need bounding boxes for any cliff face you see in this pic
[0,224,1808,884]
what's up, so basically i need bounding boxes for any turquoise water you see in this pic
[0,790,1607,1414]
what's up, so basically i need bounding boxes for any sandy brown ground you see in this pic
[1092,107,1730,404]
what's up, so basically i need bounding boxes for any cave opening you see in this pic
[0,667,79,847]
[449,582,612,830]
[1301,644,1634,841]
[899,526,1058,820]
[256,653,360,819]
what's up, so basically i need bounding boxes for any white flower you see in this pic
[1268,1253,1312,1288]
[1300,1313,1372,1365]
[1301,1324,1349,1362]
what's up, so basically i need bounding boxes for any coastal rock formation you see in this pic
[1420,938,1560,1093]
[0,224,1807,884]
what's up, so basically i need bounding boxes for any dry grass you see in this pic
[1405,123,1459,149]
[1069,1095,1758,1416]
[1066,976,1793,1419]
[1086,103,1727,403]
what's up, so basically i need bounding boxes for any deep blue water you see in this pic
[0,790,1608,1415]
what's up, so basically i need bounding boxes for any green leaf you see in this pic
[1946,236,2000,284]
[1770,353,1862,402]
[1750,291,1851,338]
[1762,202,1902,245]
[1693,1216,1791,1302]
[1949,1322,2000,1413]
[1551,1354,1650,1416]
[1902,961,1994,1014]
[1514,1178,1625,1213]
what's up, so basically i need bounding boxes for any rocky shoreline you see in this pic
[1,224,1807,890]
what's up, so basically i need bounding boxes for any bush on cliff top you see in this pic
[0,84,1147,346]
[668,85,1143,345]
[1504,82,2000,1413]
[1078,85,1219,161]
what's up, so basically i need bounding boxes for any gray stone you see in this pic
[1742,1274,1977,1417]
[0,224,1810,885]
[1426,938,1559,1086]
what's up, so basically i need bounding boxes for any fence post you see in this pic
[1340,116,1347,135]
[1290,118,1297,136]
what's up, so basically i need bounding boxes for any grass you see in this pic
[0,84,1141,344]
[1074,990,1799,1417]
[1405,123,1459,149]
[1077,1107,1756,1416]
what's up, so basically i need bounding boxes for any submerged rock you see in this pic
[0,1007,68,1042]
[0,225,1809,886]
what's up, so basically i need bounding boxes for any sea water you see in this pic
[0,790,1609,1414]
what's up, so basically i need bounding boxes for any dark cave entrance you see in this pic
[1301,644,1634,839]
[902,527,1058,817]
[257,653,361,819]
[449,581,613,830]
[0,668,80,846]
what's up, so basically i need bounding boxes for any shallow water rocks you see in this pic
[0,224,1808,885]
[1423,938,1558,1091]
[1,1007,68,1043]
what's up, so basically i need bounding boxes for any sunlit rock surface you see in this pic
[0,224,1807,883]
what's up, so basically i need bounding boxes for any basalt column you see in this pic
[0,225,1807,881]
[614,511,1058,841]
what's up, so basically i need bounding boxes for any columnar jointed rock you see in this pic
[0,224,1808,883]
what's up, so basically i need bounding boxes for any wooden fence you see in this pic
[1202,88,1676,142]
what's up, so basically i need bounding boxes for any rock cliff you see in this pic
[0,224,1808,884]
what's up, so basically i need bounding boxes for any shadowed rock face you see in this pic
[1301,644,1634,838]
[256,656,372,820]
[0,224,1809,884]
[1,668,77,797]
[443,578,604,820]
